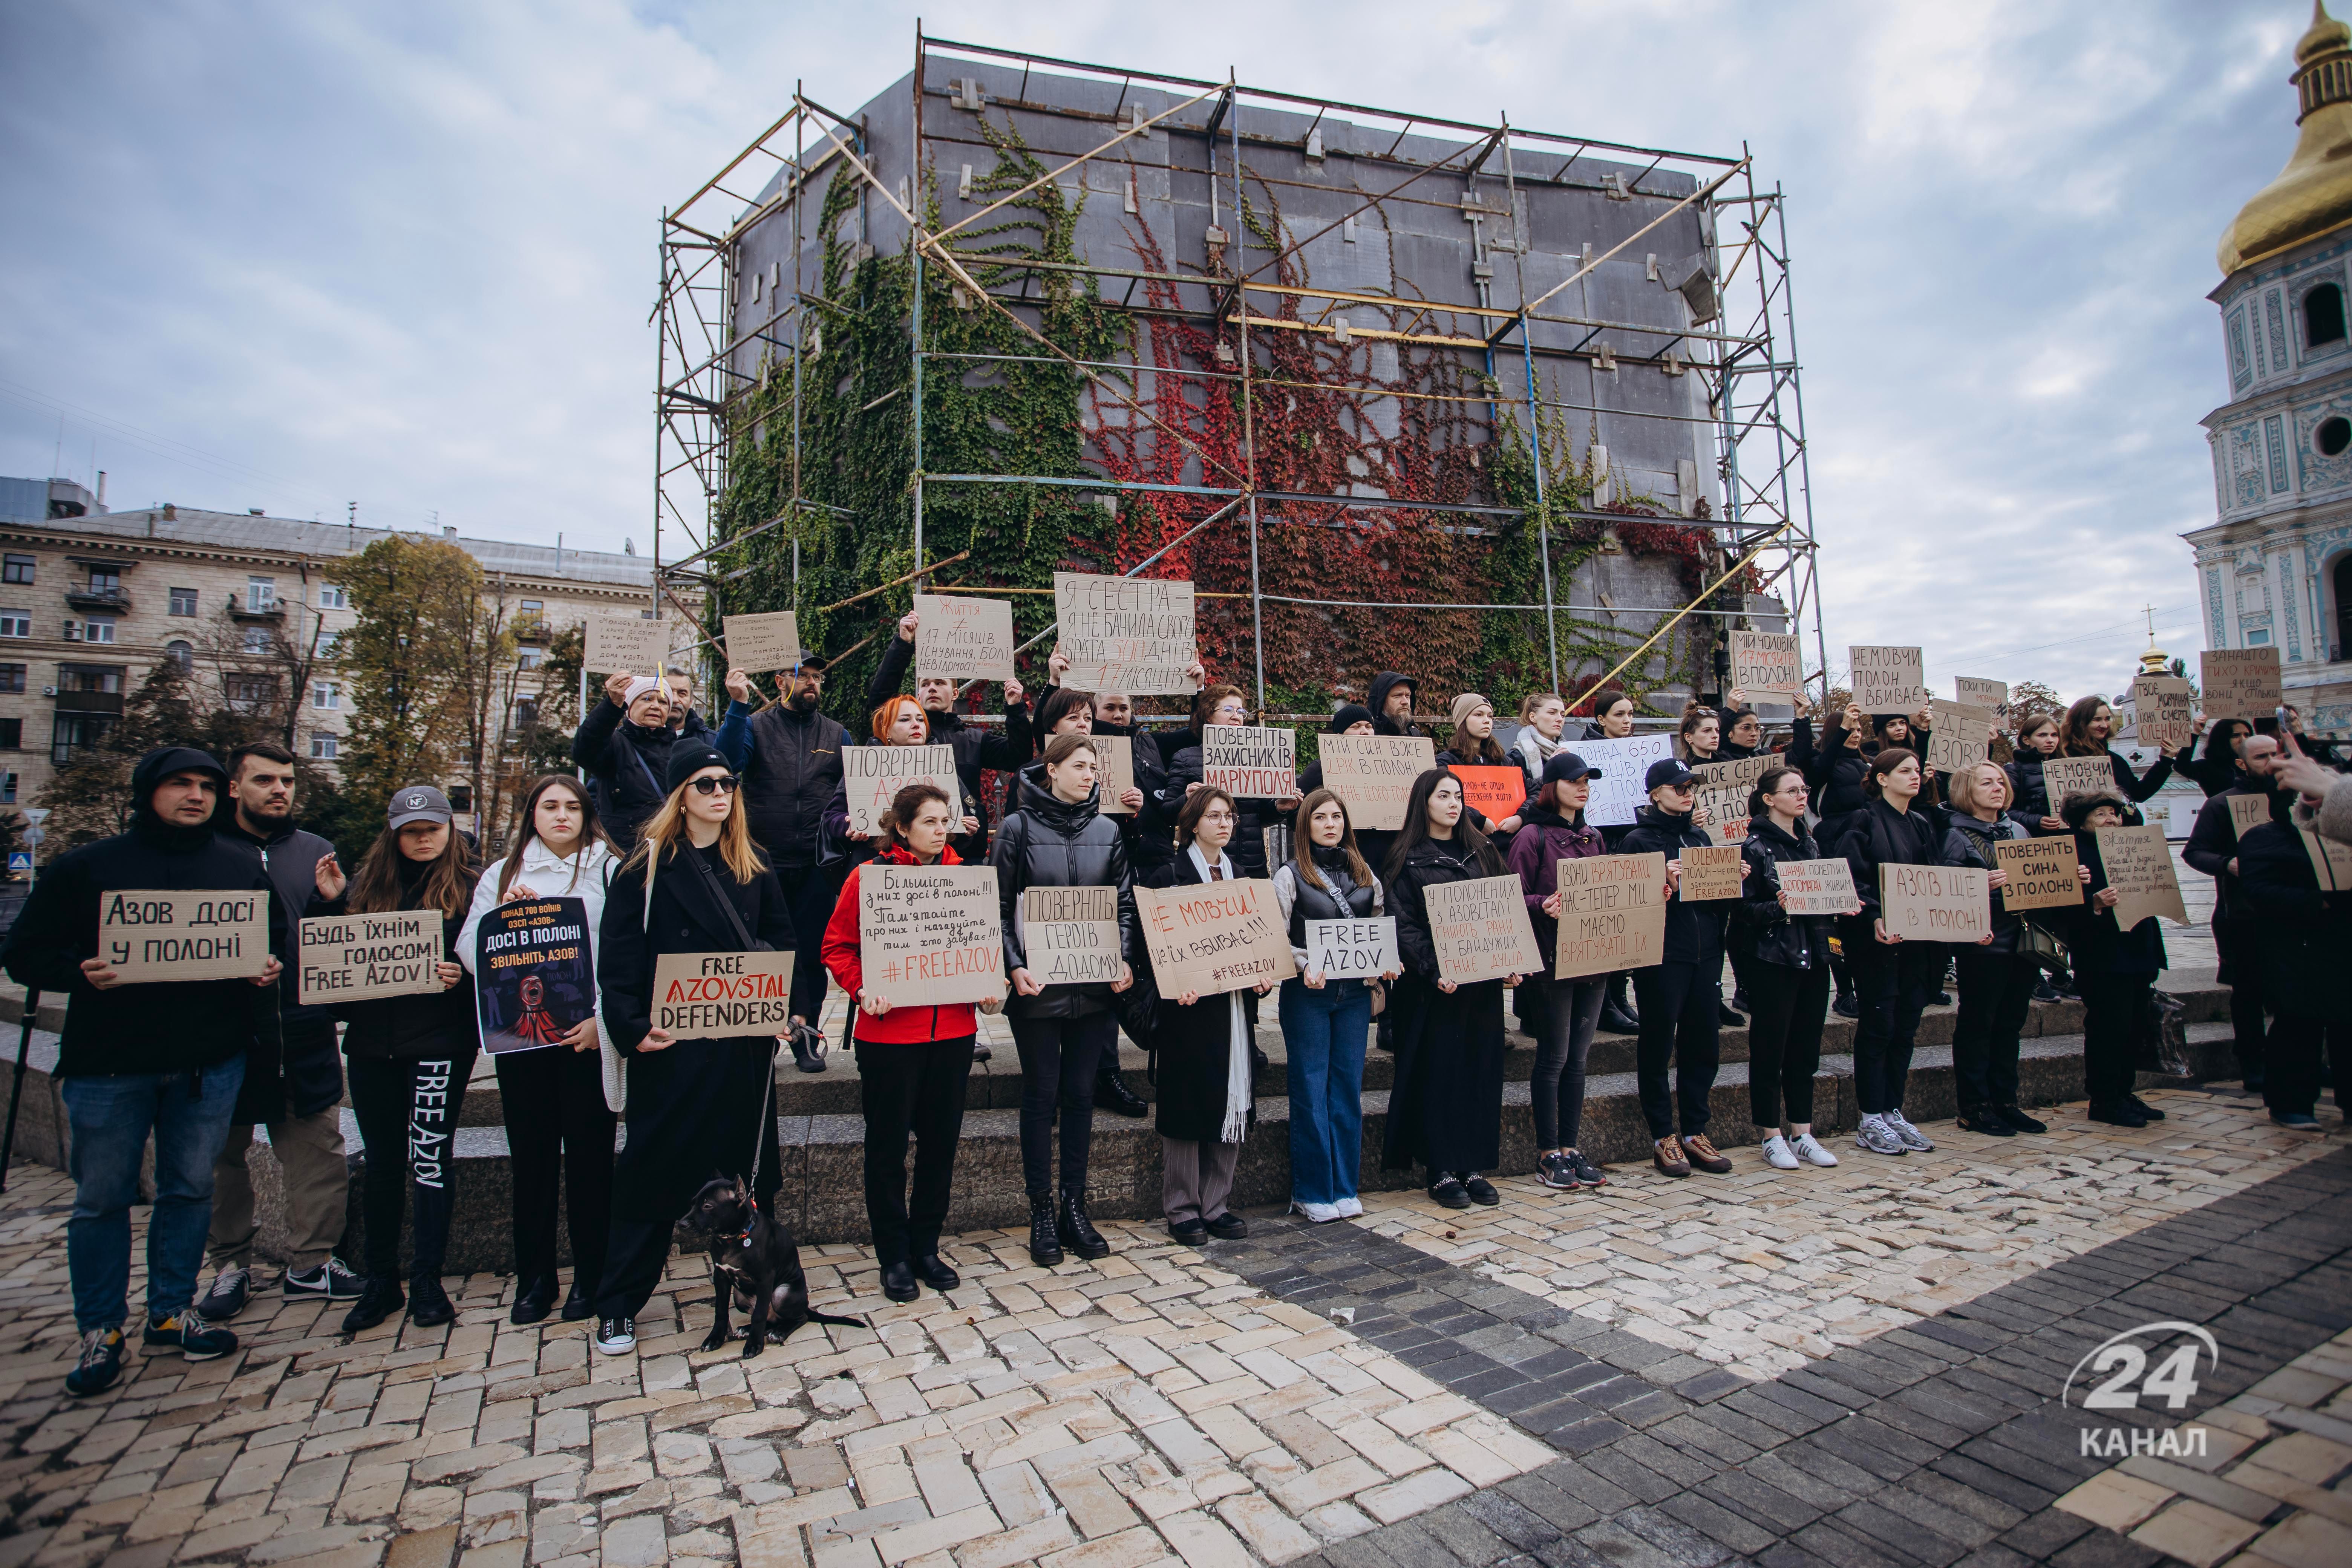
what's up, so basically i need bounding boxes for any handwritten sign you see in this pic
[722,611,801,673]
[2228,792,2273,841]
[2302,828,2352,892]
[474,897,592,1054]
[1304,917,1398,980]
[1955,677,2008,714]
[1730,631,1802,697]
[860,863,1002,1006]
[912,594,1016,682]
[1678,844,1747,902]
[298,911,444,1007]
[650,950,796,1036]
[842,743,961,835]
[99,889,270,984]
[2130,675,2194,754]
[1775,859,1860,917]
[1135,877,1297,996]
[1422,874,1544,985]
[1450,765,1527,825]
[1020,885,1122,986]
[1850,645,1926,715]
[2094,824,2187,930]
[1054,572,1197,695]
[1202,724,1295,798]
[1994,835,2081,913]
[1880,864,1990,942]
[2042,756,2119,814]
[1317,734,1436,831]
[1552,853,1667,978]
[1691,755,1771,844]
[585,612,669,676]
[1096,733,1136,815]
[2200,647,2283,722]
[1574,733,1679,828]
[1925,701,1995,775]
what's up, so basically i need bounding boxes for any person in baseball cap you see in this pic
[1644,757,1697,793]
[1622,750,1733,1179]
[387,785,453,829]
[1543,751,1603,787]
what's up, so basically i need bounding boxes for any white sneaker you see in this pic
[1855,1115,1906,1156]
[1885,1110,1935,1152]
[1759,1134,1799,1170]
[1792,1133,1839,1167]
[593,1315,636,1355]
[1332,1197,1364,1219]
[1290,1199,1341,1223]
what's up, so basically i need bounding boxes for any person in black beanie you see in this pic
[1622,758,1735,1178]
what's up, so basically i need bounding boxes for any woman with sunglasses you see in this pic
[590,744,795,1357]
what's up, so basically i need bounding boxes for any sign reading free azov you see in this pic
[299,912,446,1005]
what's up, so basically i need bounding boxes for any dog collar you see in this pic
[732,1195,757,1247]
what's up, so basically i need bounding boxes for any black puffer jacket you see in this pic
[992,764,1138,1020]
[2234,819,2351,1018]
[1803,719,1871,824]
[2006,751,2056,832]
[1940,811,2029,952]
[1619,806,1726,967]
[309,857,479,1060]
[1735,815,1833,972]
[572,698,677,850]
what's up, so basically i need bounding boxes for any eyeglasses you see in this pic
[688,776,741,795]
[1200,809,1237,823]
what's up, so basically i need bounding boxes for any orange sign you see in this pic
[1450,765,1527,825]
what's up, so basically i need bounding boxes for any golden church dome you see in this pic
[2218,3,2352,276]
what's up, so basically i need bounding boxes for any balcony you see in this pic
[63,587,132,613]
[229,600,286,623]
[53,690,124,715]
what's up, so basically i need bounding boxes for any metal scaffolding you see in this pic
[652,29,1827,708]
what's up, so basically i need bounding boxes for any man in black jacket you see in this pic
[1369,672,1422,738]
[2181,733,2285,1091]
[867,609,1033,858]
[0,747,283,1395]
[199,743,363,1320]
[572,674,678,850]
[2234,793,2349,1129]
[717,658,851,1067]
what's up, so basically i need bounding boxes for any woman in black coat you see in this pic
[2056,695,2178,805]
[1155,685,1301,879]
[992,732,1140,1266]
[1380,769,1521,1208]
[2006,712,2065,833]
[2056,792,2170,1130]
[1734,766,1839,1171]
[571,674,681,850]
[2178,719,2251,799]
[1621,759,1733,1178]
[1833,748,1945,1158]
[1938,762,2045,1138]
[1141,788,1269,1245]
[2234,795,2350,1129]
[593,743,796,1355]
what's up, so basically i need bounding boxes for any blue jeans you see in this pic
[61,1059,247,1332]
[1281,977,1370,1207]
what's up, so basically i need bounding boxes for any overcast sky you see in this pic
[0,0,2315,698]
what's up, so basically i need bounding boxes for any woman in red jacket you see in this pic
[821,781,1000,1303]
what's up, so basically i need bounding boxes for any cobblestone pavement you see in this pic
[0,1086,2338,1568]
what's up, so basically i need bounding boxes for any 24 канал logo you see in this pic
[2065,1321,2219,1459]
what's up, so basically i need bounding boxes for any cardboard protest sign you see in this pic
[1202,725,1296,799]
[472,897,593,1054]
[2228,792,2274,841]
[1020,885,1123,987]
[2302,829,2352,892]
[841,743,961,835]
[1552,853,1668,978]
[1730,631,1803,697]
[2129,675,2194,754]
[1994,836,2082,913]
[721,611,800,672]
[1135,878,1297,995]
[2200,647,2283,722]
[1449,764,1528,824]
[650,950,796,1036]
[1955,677,2008,714]
[912,594,1016,682]
[1926,701,1996,775]
[1423,874,1544,985]
[1879,863,1991,942]
[1678,844,1747,902]
[1053,572,1197,694]
[1775,859,1860,917]
[99,889,270,983]
[2093,824,2187,929]
[297,911,444,1008]
[1574,733,1679,828]
[585,612,669,675]
[1316,734,1436,830]
[1850,645,1927,715]
[2041,756,2119,813]
[1304,917,1398,980]
[1095,733,1135,815]
[860,863,1003,1006]
[1691,755,1771,844]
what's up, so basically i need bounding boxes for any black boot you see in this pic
[789,1020,828,1073]
[409,1273,455,1328]
[510,1273,559,1326]
[341,1275,404,1335]
[1059,1189,1111,1261]
[1601,973,1639,1034]
[1095,1064,1148,1118]
[1717,1000,1745,1028]
[1027,1196,1063,1267]
[560,1279,595,1322]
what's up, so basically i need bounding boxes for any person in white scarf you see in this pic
[1513,692,1568,787]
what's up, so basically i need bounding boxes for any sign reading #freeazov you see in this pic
[100,890,271,983]
[859,864,1003,1006]
[650,951,796,1036]
[299,911,445,1006]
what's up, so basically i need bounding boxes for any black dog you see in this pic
[686,1175,867,1357]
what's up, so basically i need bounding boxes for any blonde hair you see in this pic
[623,775,766,883]
[1947,761,2010,816]
[1517,692,1565,721]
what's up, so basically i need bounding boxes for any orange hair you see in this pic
[871,695,927,743]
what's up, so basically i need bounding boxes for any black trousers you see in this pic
[857,1035,975,1265]
[1631,962,1721,1139]
[1745,960,1828,1127]
[2219,922,2266,1080]
[773,861,843,1027]
[2076,970,2151,1106]
[1847,939,1940,1115]
[1011,1012,1115,1199]
[348,1049,479,1280]
[2263,1015,2332,1116]
[494,1046,616,1295]
[1530,977,1604,1148]
[1952,949,2040,1111]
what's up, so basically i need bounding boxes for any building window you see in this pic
[520,599,543,614]
[314,630,338,658]
[1,556,33,586]
[59,666,122,697]
[1,774,15,804]
[311,732,339,761]
[517,648,543,671]
[2308,283,2347,348]
[86,567,120,594]
[2248,628,2273,646]
[169,586,198,616]
[165,640,193,671]
[0,719,19,750]
[247,576,276,612]
[0,665,22,694]
[513,696,540,728]
[78,617,115,645]
[312,680,341,709]
[242,626,271,654]
[449,785,474,812]
[0,612,29,640]
[2321,416,2352,458]
[316,585,348,609]
[225,674,276,713]
[51,714,115,766]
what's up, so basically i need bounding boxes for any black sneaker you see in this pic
[1429,1175,1471,1210]
[2271,1110,2321,1130]
[1832,993,1859,1020]
[1996,1104,2048,1134]
[341,1276,404,1335]
[408,1275,455,1328]
[1536,1152,1579,1190]
[144,1308,236,1362]
[594,1315,636,1355]
[2124,1094,2165,1122]
[2031,981,2060,1003]
[65,1328,124,1396]
[1565,1150,1607,1187]
[2087,1100,2149,1129]
[1462,1175,1501,1206]
[283,1257,365,1300]
[1956,1105,2015,1137]
[198,1265,251,1322]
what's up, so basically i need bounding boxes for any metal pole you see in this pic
[1501,118,1562,695]
[792,84,807,616]
[1229,74,1266,712]
[0,989,38,1194]
[911,29,928,598]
